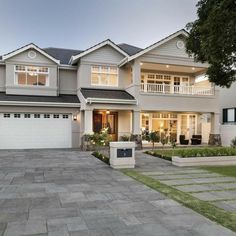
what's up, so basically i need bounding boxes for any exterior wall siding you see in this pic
[59,69,77,94]
[0,65,5,92]
[148,36,189,58]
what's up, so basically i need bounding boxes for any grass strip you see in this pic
[201,166,236,178]
[188,188,236,194]
[121,169,236,233]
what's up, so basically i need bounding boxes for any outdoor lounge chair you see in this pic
[191,135,202,145]
[179,135,189,145]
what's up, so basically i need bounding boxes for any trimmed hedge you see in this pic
[146,147,236,161]
[92,151,110,165]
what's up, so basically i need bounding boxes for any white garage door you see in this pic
[0,113,72,149]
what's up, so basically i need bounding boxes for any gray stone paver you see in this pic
[136,151,236,215]
[0,150,234,236]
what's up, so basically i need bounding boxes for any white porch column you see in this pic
[84,109,93,134]
[209,112,221,145]
[210,112,220,134]
[132,110,141,135]
[130,60,141,99]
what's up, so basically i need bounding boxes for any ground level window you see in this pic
[14,114,21,118]
[63,114,69,119]
[44,114,50,118]
[24,114,31,118]
[53,114,60,119]
[223,108,236,123]
[34,114,40,118]
[3,114,10,118]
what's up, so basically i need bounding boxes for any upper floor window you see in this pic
[15,65,49,86]
[91,65,118,87]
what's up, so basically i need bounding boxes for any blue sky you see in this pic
[0,0,198,55]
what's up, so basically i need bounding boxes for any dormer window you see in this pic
[91,65,118,87]
[15,65,49,86]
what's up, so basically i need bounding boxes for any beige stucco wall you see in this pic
[5,49,58,96]
[59,69,77,94]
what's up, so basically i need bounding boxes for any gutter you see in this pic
[0,100,80,108]
[85,97,137,105]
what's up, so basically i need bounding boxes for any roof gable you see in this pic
[70,39,129,65]
[119,29,189,66]
[2,43,60,64]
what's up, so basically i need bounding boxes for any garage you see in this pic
[0,113,72,149]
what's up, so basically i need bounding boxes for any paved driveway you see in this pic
[0,150,235,236]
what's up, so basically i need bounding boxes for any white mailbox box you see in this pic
[109,142,136,169]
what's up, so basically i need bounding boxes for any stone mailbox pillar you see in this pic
[109,142,136,169]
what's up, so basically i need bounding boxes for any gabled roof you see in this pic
[119,29,189,66]
[44,47,83,65]
[118,44,142,56]
[2,43,60,64]
[70,39,129,65]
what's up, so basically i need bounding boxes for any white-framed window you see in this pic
[15,65,49,86]
[63,114,69,119]
[227,109,235,122]
[91,65,118,86]
[34,114,40,118]
[44,114,50,119]
[24,114,31,118]
[14,114,21,118]
[3,113,10,118]
[53,114,59,119]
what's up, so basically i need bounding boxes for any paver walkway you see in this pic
[136,151,236,213]
[0,149,234,236]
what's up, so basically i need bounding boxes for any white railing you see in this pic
[140,83,214,96]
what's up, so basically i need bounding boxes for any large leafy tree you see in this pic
[186,0,236,87]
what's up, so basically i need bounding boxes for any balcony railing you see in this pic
[140,83,214,96]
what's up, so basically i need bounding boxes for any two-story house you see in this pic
[0,29,220,149]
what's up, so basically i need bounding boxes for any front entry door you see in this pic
[93,111,118,141]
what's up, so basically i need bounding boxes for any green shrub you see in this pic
[120,135,130,141]
[146,147,236,160]
[231,137,236,148]
[148,131,160,149]
[92,151,110,164]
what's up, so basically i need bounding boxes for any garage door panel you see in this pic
[0,113,72,149]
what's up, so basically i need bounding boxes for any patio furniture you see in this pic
[191,135,202,145]
[179,135,189,145]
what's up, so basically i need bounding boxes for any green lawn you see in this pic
[201,166,236,178]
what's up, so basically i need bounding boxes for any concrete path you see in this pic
[0,149,234,236]
[136,151,236,214]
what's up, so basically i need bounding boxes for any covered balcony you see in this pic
[139,63,214,96]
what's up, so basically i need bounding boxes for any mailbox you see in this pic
[109,142,136,169]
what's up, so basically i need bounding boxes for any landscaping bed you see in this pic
[92,151,110,165]
[146,147,236,166]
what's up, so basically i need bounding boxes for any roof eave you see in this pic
[85,97,137,105]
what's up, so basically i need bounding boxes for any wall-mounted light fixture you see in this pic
[73,115,77,121]
[106,110,110,114]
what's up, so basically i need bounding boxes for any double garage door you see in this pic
[0,113,72,149]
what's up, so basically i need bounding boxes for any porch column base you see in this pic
[208,134,222,146]
[130,134,142,150]
[81,135,94,151]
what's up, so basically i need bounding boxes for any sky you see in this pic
[0,0,199,55]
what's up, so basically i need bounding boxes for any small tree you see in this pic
[148,131,160,150]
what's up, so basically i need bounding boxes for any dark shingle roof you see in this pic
[0,93,80,105]
[43,47,83,64]
[80,88,135,100]
[118,44,142,56]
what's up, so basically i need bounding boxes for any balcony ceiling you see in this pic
[141,63,206,74]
